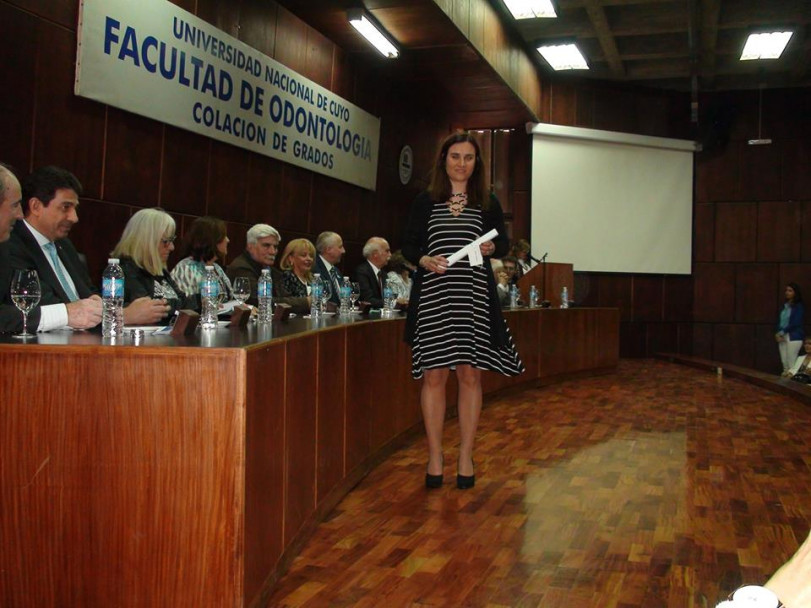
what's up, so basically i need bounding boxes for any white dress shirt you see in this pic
[24,220,71,331]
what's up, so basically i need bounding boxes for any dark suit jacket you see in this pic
[314,255,341,305]
[8,221,97,306]
[0,240,42,333]
[226,250,310,313]
[353,260,384,308]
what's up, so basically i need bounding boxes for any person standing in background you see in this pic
[776,282,804,375]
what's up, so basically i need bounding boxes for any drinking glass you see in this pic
[232,277,250,304]
[320,279,332,313]
[350,282,360,311]
[10,269,40,339]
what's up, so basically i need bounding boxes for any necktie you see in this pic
[330,266,341,296]
[377,269,384,296]
[44,242,79,302]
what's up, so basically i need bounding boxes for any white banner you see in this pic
[75,0,380,191]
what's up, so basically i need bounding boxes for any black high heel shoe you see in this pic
[456,458,475,490]
[425,456,444,489]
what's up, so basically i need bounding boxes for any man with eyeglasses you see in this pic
[7,165,166,331]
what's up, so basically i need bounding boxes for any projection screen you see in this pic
[529,123,696,274]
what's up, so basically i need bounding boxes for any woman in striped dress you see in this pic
[403,131,524,490]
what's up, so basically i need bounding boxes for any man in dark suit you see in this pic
[226,223,309,313]
[7,166,164,331]
[353,236,391,309]
[0,163,102,332]
[0,163,31,333]
[314,231,345,304]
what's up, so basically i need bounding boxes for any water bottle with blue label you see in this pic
[382,278,396,315]
[561,286,569,309]
[310,273,324,318]
[257,268,273,324]
[509,284,519,308]
[529,285,539,308]
[102,258,124,338]
[200,265,220,329]
[339,276,351,316]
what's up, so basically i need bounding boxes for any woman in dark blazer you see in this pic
[776,282,805,374]
[111,208,195,322]
[402,131,524,491]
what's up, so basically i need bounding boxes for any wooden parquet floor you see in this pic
[263,360,811,608]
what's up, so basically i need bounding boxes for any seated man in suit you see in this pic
[495,255,520,306]
[0,163,102,333]
[8,166,166,329]
[225,223,309,314]
[314,231,345,305]
[353,236,391,309]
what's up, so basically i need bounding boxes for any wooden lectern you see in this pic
[516,262,573,307]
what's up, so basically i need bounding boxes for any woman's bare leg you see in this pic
[455,364,482,476]
[421,367,449,475]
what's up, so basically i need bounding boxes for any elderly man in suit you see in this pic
[226,223,309,313]
[7,166,166,330]
[314,231,345,304]
[353,236,391,309]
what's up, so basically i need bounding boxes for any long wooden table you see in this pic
[0,307,619,607]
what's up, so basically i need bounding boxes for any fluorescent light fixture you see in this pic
[347,9,399,59]
[503,0,557,19]
[537,43,589,70]
[740,31,793,60]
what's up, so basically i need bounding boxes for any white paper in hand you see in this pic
[446,229,498,267]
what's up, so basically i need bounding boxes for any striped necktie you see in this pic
[44,242,79,302]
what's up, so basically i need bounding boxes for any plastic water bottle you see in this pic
[101,258,124,337]
[257,268,273,324]
[382,278,395,315]
[200,265,220,329]
[509,284,519,308]
[339,276,351,316]
[561,286,569,309]
[529,285,539,308]
[310,273,323,318]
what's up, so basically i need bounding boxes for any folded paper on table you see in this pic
[446,229,499,267]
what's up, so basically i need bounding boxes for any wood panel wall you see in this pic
[519,79,811,373]
[0,0,451,283]
[4,0,806,373]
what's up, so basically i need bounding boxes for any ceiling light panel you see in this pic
[537,43,589,70]
[740,31,793,60]
[504,0,557,19]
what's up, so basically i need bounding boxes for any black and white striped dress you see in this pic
[411,202,524,379]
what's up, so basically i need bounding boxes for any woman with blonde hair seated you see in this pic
[112,208,194,322]
[279,238,316,298]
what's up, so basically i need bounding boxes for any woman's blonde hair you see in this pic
[279,238,315,282]
[112,208,175,276]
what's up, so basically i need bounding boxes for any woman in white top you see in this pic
[785,337,811,378]
[385,250,414,304]
[170,215,233,302]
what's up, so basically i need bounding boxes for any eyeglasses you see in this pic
[161,235,176,245]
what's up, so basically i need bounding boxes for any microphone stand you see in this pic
[535,252,549,307]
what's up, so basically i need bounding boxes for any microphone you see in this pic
[530,251,547,264]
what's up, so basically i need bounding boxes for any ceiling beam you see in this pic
[583,0,625,77]
[699,0,722,83]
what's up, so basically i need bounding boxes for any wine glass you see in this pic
[10,269,40,339]
[232,277,250,305]
[350,281,360,311]
[320,278,332,313]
